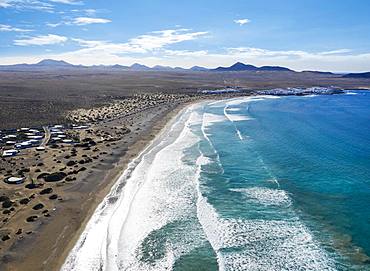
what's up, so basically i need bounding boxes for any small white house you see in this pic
[17,141,32,149]
[5,177,25,184]
[28,135,43,139]
[2,149,18,157]
[5,141,16,146]
[4,135,17,139]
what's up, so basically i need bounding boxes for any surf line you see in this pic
[223,104,244,140]
[201,109,225,175]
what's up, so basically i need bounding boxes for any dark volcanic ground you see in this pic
[0,69,369,128]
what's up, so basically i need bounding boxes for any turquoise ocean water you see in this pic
[63,91,370,271]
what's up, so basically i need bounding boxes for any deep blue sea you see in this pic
[63,91,370,271]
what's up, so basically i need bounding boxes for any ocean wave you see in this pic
[62,106,205,271]
[208,95,273,109]
[223,105,246,140]
[203,112,227,125]
[225,114,251,121]
[195,116,335,270]
[201,110,225,174]
[196,154,212,166]
[230,187,292,207]
[196,189,336,271]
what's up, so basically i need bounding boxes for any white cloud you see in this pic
[0,0,11,7]
[163,49,209,57]
[317,49,352,55]
[72,17,111,25]
[71,38,108,48]
[84,8,96,16]
[227,47,308,58]
[46,22,62,27]
[14,34,67,46]
[69,29,208,56]
[0,24,32,32]
[0,0,54,11]
[47,14,110,28]
[226,47,354,59]
[234,19,250,26]
[129,29,208,51]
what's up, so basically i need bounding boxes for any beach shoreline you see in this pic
[57,101,195,271]
[54,92,370,270]
[1,99,195,271]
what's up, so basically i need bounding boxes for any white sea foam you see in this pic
[62,106,205,271]
[225,114,251,121]
[111,121,201,270]
[256,95,281,99]
[201,110,225,174]
[203,113,227,125]
[223,105,247,140]
[196,154,212,166]
[207,100,228,107]
[225,98,253,106]
[345,91,357,95]
[196,188,336,271]
[196,99,336,269]
[208,95,275,109]
[230,187,292,207]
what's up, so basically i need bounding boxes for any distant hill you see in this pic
[152,65,174,71]
[0,59,79,70]
[35,59,74,67]
[213,62,258,71]
[342,72,370,79]
[190,66,208,71]
[259,66,292,72]
[130,63,151,71]
[111,64,129,69]
[212,62,293,72]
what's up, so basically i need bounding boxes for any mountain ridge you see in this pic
[0,59,364,77]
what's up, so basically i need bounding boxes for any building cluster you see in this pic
[0,124,89,158]
[256,87,344,96]
[0,128,45,158]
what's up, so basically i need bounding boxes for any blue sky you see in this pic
[1,0,370,71]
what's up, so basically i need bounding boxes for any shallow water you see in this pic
[62,91,370,271]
